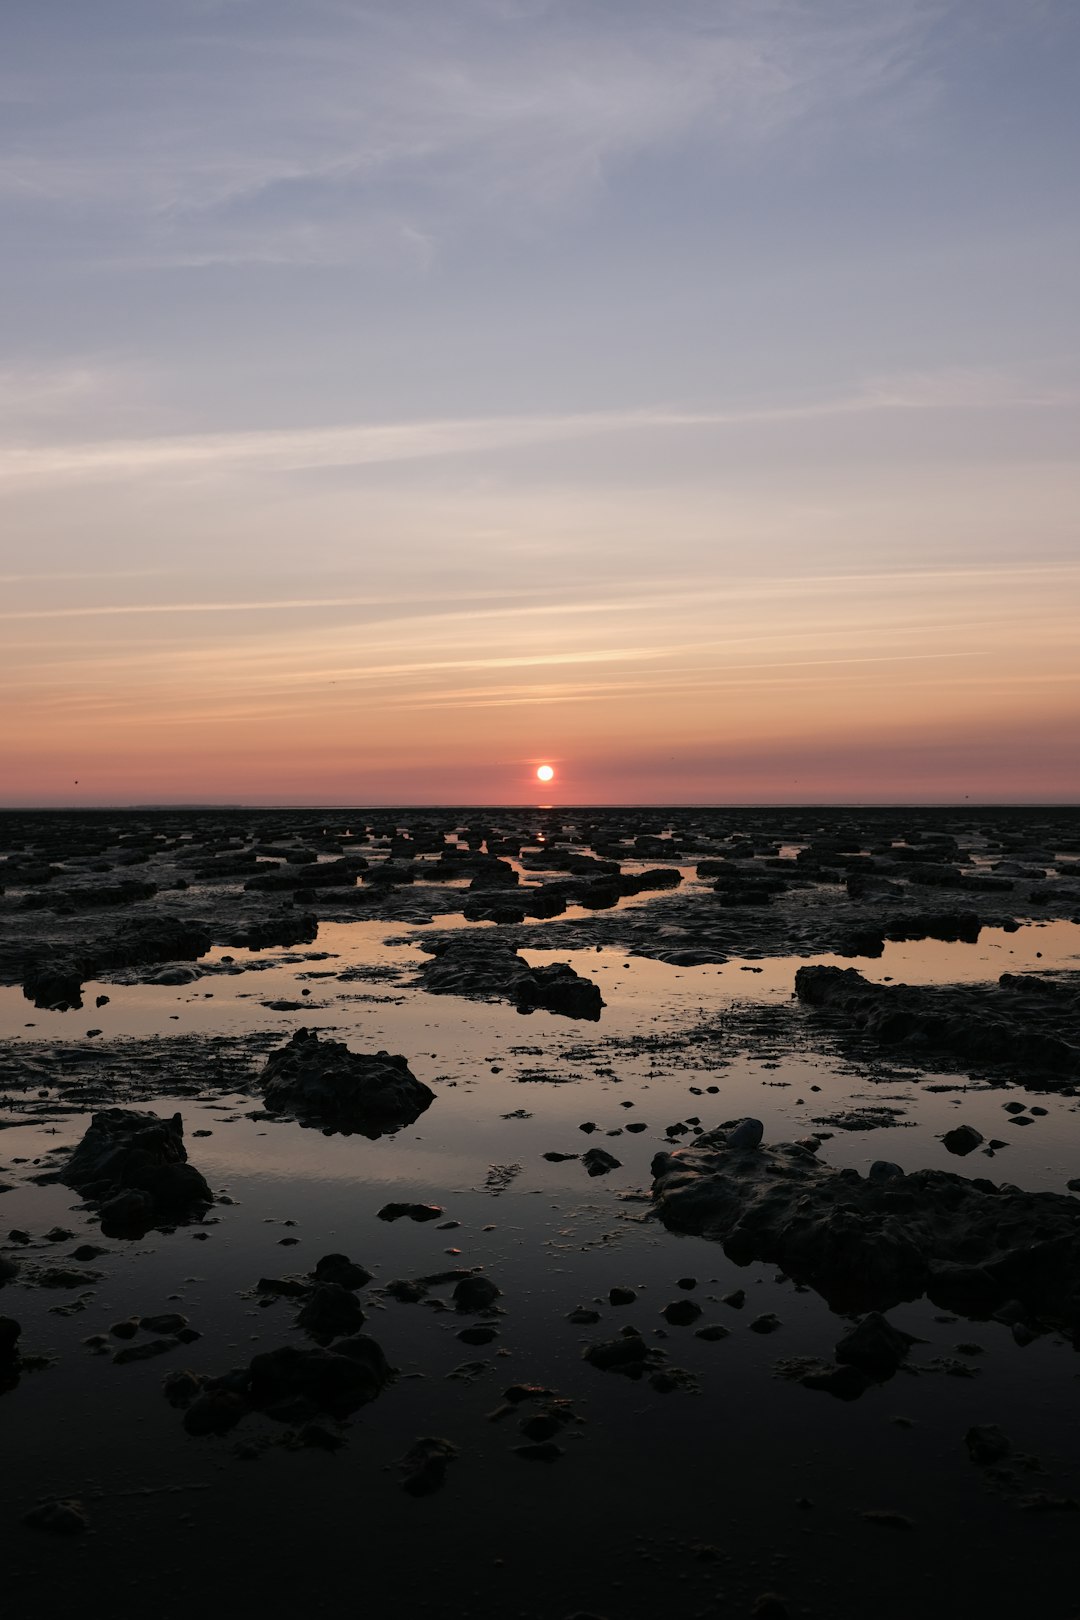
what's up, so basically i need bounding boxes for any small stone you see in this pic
[566,1307,602,1325]
[861,1510,914,1529]
[965,1425,1012,1466]
[608,1287,636,1306]
[749,1314,781,1334]
[400,1436,457,1495]
[662,1300,702,1327]
[452,1275,500,1312]
[139,1313,187,1335]
[457,1326,499,1345]
[943,1125,983,1156]
[23,1499,87,1536]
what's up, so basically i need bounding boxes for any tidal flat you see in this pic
[2,806,1080,1620]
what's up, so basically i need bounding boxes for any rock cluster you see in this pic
[417,936,604,1020]
[652,1123,1080,1331]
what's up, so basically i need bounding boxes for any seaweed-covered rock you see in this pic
[795,965,1080,1082]
[416,936,604,1021]
[55,1108,212,1232]
[652,1131,1080,1331]
[22,916,213,1010]
[183,1335,393,1437]
[259,1028,434,1135]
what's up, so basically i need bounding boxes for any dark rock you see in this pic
[23,1499,87,1535]
[0,1316,20,1359]
[259,1029,434,1135]
[795,964,1079,1082]
[417,936,603,1021]
[312,1253,372,1289]
[54,1107,212,1232]
[835,1312,916,1377]
[965,1424,1012,1465]
[162,1369,203,1406]
[726,1118,764,1150]
[582,1148,621,1176]
[183,1389,248,1435]
[583,1334,648,1373]
[751,1597,790,1619]
[114,1338,179,1365]
[749,1313,782,1334]
[377,1202,443,1222]
[139,1313,187,1335]
[248,1336,392,1415]
[295,1284,367,1342]
[452,1275,500,1312]
[99,1190,156,1233]
[662,1300,702,1326]
[608,1287,636,1305]
[652,1131,1080,1325]
[943,1125,984,1156]
[400,1436,457,1495]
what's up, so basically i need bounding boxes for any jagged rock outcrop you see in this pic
[259,1028,435,1135]
[795,964,1080,1081]
[55,1108,213,1233]
[652,1125,1080,1333]
[416,936,604,1020]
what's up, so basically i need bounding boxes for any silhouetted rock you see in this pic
[652,1131,1080,1329]
[452,1275,501,1312]
[416,936,604,1021]
[296,1283,367,1342]
[944,1125,984,1156]
[834,1312,915,1376]
[311,1253,372,1289]
[400,1436,458,1495]
[582,1147,621,1176]
[54,1107,212,1232]
[259,1028,434,1135]
[796,965,1079,1082]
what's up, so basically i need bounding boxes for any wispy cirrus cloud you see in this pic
[1,0,947,267]
[0,366,1068,486]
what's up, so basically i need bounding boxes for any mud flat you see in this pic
[2,805,1080,1619]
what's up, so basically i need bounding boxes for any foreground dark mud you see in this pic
[2,805,1080,1619]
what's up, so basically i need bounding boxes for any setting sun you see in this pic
[536,764,555,783]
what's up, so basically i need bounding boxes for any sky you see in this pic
[1,0,1078,807]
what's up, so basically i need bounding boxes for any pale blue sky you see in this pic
[2,1,1078,802]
